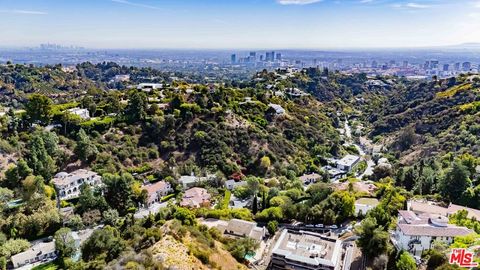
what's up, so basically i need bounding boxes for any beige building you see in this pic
[180,187,211,208]
[270,230,343,270]
[217,219,266,241]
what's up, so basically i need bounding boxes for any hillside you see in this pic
[0,63,349,185]
[366,74,480,161]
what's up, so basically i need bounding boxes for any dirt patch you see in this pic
[150,235,208,270]
[209,241,247,270]
[399,149,423,165]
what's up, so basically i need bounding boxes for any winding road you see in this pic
[344,119,374,179]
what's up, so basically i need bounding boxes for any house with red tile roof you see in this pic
[391,210,473,256]
[142,181,173,207]
[180,187,211,208]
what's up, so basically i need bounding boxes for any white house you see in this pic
[391,210,473,257]
[270,230,343,270]
[299,173,322,185]
[137,83,164,92]
[67,108,90,120]
[142,181,173,206]
[11,241,57,268]
[217,219,266,241]
[225,179,247,190]
[408,200,480,221]
[113,74,130,82]
[178,173,216,189]
[52,169,102,200]
[336,155,360,172]
[268,103,286,115]
[354,198,379,216]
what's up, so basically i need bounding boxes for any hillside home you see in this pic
[142,181,173,207]
[52,169,102,200]
[180,187,211,208]
[391,210,473,256]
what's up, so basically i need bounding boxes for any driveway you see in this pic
[134,202,169,219]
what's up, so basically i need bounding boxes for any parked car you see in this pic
[305,224,314,228]
[315,224,324,228]
[328,225,338,229]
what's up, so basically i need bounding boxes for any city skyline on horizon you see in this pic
[0,0,479,49]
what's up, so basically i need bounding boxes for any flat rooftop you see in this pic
[355,198,379,206]
[337,155,360,167]
[272,230,342,267]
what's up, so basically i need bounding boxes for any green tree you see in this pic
[267,220,278,235]
[395,251,417,270]
[26,134,56,180]
[105,92,122,114]
[103,173,135,215]
[61,112,81,135]
[76,184,108,215]
[22,175,45,200]
[0,239,30,258]
[441,161,471,203]
[0,256,5,270]
[3,159,32,189]
[252,195,258,215]
[81,226,125,262]
[173,207,196,226]
[259,156,271,174]
[25,94,53,125]
[356,217,390,259]
[74,129,98,162]
[125,91,147,122]
[0,188,13,212]
[54,227,77,259]
[227,237,259,262]
[7,109,19,135]
[81,96,97,117]
[102,209,120,226]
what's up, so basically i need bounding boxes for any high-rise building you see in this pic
[230,54,236,64]
[462,62,472,71]
[443,64,449,72]
[276,53,282,61]
[430,60,439,69]
[454,63,461,71]
[424,61,430,70]
[403,61,409,68]
[265,51,275,62]
[372,61,378,68]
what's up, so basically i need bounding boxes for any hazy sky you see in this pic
[0,0,479,49]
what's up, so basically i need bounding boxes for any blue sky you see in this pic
[0,0,479,49]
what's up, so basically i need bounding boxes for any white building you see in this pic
[52,169,103,200]
[391,210,473,257]
[67,108,90,120]
[225,179,247,190]
[408,200,480,221]
[137,83,164,92]
[268,103,286,115]
[216,219,266,241]
[178,173,216,189]
[336,155,360,171]
[354,198,379,216]
[142,181,173,206]
[299,173,322,185]
[114,74,130,82]
[270,230,343,270]
[11,241,56,268]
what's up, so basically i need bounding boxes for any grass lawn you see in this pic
[31,261,59,270]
